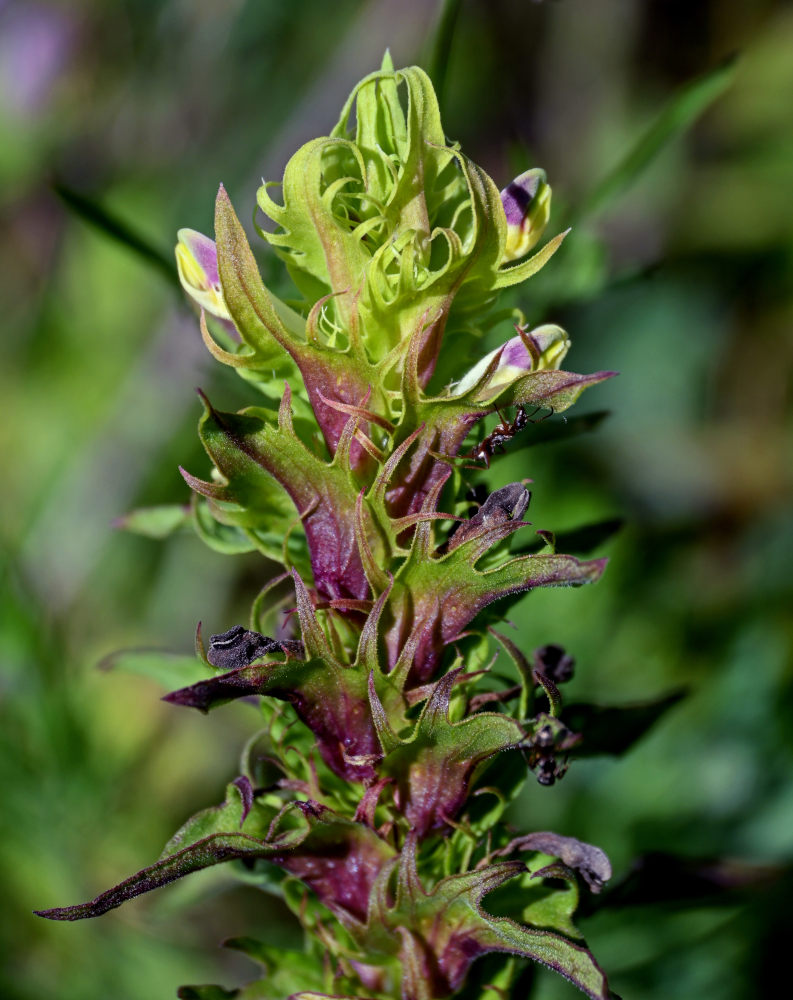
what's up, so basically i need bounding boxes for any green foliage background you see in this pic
[1,1,791,998]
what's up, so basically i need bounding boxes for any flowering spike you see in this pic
[45,61,624,1000]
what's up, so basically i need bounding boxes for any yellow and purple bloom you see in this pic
[175,228,231,321]
[500,168,552,262]
[453,323,571,400]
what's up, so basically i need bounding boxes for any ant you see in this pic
[465,405,551,469]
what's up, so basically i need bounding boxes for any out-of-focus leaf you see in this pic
[584,853,784,915]
[578,55,737,219]
[563,690,687,757]
[425,0,463,109]
[53,181,179,286]
[192,496,259,555]
[507,411,611,452]
[113,504,191,539]
[214,941,342,999]
[287,994,381,1000]
[99,648,214,690]
[178,988,238,1000]
[553,519,625,556]
[512,518,624,558]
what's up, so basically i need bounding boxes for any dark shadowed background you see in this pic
[1,1,791,998]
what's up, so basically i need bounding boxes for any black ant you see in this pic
[465,405,551,469]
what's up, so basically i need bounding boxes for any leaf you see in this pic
[36,782,273,921]
[562,690,686,757]
[363,845,612,1000]
[506,411,611,452]
[385,514,608,683]
[425,0,463,110]
[521,869,582,941]
[583,853,782,915]
[113,504,191,539]
[99,648,214,689]
[35,789,394,926]
[52,181,179,286]
[373,668,526,834]
[178,988,238,1000]
[215,185,299,361]
[191,497,260,555]
[34,831,275,920]
[493,229,569,289]
[164,646,380,783]
[512,518,624,558]
[494,369,617,414]
[182,390,367,601]
[578,55,737,219]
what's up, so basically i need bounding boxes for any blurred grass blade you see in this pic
[578,54,737,220]
[53,181,179,287]
[425,0,463,110]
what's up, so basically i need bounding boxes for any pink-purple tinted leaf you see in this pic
[184,390,367,601]
[164,656,379,783]
[363,843,612,1000]
[377,669,526,834]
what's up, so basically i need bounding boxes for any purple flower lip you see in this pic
[500,334,532,369]
[501,170,544,228]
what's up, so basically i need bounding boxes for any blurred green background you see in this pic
[1,1,791,998]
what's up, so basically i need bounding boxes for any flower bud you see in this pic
[452,323,570,400]
[500,168,552,262]
[175,228,231,320]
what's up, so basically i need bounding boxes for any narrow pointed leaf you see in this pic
[579,55,737,219]
[563,690,686,757]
